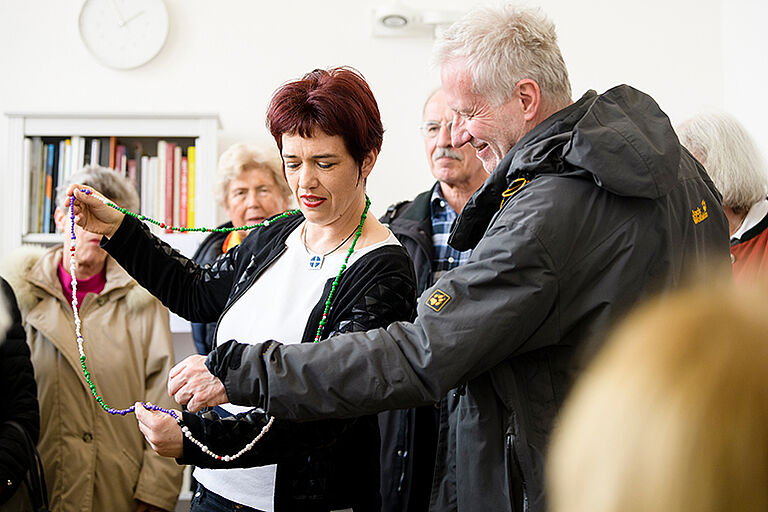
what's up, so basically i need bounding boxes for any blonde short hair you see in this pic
[548,280,768,512]
[214,142,291,208]
[433,5,571,107]
[677,112,768,214]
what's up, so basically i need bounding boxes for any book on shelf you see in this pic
[127,159,137,189]
[173,145,181,227]
[164,142,175,230]
[108,136,117,169]
[187,145,196,228]
[156,141,166,229]
[90,138,100,166]
[180,156,188,228]
[42,143,54,234]
[56,139,66,208]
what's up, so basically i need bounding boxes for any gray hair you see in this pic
[214,142,291,208]
[433,4,572,107]
[56,165,139,213]
[677,112,768,214]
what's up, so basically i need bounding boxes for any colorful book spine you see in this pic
[180,156,188,229]
[42,143,54,234]
[164,142,175,230]
[109,136,117,170]
[187,145,196,228]
[156,141,166,232]
[127,159,137,189]
[173,145,181,227]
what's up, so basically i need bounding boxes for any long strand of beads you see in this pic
[69,188,369,461]
[313,196,370,342]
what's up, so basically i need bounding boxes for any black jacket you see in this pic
[103,212,417,511]
[189,222,231,355]
[0,277,39,503]
[378,189,440,512]
[202,85,730,512]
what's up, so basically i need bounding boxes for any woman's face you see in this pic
[55,208,108,271]
[224,166,289,228]
[281,131,375,228]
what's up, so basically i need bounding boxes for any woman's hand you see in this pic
[168,355,229,412]
[66,183,125,238]
[135,402,183,458]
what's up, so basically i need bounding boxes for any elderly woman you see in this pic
[677,112,768,281]
[191,142,292,355]
[1,166,183,512]
[68,68,416,512]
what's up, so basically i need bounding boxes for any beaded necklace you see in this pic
[69,189,370,461]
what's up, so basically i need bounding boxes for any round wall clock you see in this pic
[78,0,169,70]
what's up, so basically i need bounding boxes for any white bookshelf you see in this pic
[4,112,220,334]
[5,112,219,247]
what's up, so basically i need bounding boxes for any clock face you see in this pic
[78,0,169,70]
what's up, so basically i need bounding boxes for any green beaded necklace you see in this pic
[71,189,371,460]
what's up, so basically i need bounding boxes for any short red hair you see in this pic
[266,67,384,170]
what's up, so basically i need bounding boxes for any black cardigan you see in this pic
[103,212,417,511]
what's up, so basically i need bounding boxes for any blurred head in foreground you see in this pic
[548,280,768,512]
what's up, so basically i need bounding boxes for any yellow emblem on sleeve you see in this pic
[691,200,708,224]
[426,289,451,312]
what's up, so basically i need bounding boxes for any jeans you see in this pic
[190,483,267,512]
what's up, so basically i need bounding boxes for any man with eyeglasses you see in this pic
[377,88,487,512]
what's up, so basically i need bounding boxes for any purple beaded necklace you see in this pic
[69,188,369,461]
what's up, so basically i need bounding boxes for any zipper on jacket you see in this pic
[506,428,528,512]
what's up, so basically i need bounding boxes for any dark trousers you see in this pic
[190,483,267,512]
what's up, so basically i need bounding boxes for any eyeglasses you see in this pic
[420,120,453,138]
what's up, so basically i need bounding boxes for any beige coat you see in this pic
[1,246,183,512]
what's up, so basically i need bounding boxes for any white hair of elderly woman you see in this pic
[677,112,768,214]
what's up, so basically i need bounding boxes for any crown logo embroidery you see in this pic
[426,289,451,312]
[692,200,708,224]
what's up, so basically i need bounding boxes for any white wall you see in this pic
[0,0,734,248]
[723,0,768,154]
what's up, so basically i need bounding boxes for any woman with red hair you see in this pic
[68,67,416,512]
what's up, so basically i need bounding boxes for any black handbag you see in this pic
[4,421,49,512]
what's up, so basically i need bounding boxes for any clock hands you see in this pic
[122,10,146,26]
[110,0,144,27]
[109,0,127,26]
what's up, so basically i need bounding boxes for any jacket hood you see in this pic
[0,245,155,315]
[451,85,681,250]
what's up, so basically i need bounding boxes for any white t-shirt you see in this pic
[193,222,400,511]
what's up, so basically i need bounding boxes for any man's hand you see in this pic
[168,355,228,412]
[135,402,183,458]
[66,183,125,238]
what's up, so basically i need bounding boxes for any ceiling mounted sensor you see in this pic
[372,1,462,38]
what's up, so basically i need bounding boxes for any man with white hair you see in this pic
[142,5,730,511]
[677,112,768,281]
[378,89,487,512]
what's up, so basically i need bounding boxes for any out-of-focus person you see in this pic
[0,277,41,511]
[191,142,292,355]
[378,88,487,512]
[677,112,768,282]
[547,279,768,512]
[0,166,183,512]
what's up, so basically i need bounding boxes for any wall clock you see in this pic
[78,0,169,70]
